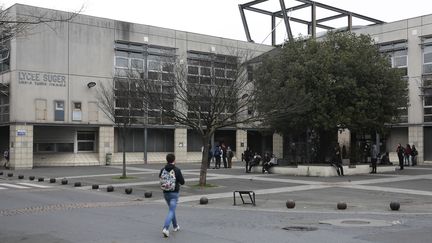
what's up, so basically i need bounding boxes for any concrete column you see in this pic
[9,124,33,169]
[98,126,114,165]
[338,129,351,151]
[174,128,187,163]
[272,133,283,158]
[236,129,247,158]
[409,126,423,164]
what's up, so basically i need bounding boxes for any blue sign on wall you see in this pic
[16,130,26,136]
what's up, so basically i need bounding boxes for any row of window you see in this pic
[34,132,96,153]
[114,42,176,125]
[378,38,432,76]
[35,100,98,122]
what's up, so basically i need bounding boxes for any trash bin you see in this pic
[106,153,112,165]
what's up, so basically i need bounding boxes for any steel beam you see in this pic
[239,5,253,42]
[348,14,352,31]
[311,3,316,38]
[296,0,384,24]
[279,0,293,41]
[273,3,310,16]
[280,16,334,30]
[241,0,269,8]
[244,6,273,16]
[316,13,346,23]
[271,15,276,46]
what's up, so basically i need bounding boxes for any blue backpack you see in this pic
[160,169,176,191]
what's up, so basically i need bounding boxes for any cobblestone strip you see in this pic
[0,201,146,217]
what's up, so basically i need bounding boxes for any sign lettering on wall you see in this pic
[16,129,26,136]
[18,71,66,87]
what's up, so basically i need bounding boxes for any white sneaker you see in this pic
[162,228,169,238]
[173,225,180,232]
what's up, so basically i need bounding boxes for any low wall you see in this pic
[251,164,397,177]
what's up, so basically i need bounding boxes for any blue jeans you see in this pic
[163,192,179,230]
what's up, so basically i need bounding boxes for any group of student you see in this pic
[396,143,418,170]
[207,143,234,169]
[243,147,277,173]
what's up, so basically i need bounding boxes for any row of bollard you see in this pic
[0,172,402,209]
[0,171,153,197]
[285,200,400,211]
[198,197,401,211]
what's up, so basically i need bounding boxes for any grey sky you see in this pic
[2,0,431,45]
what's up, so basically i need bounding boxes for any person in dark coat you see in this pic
[370,144,378,174]
[411,145,418,166]
[396,143,404,170]
[332,144,344,176]
[248,153,261,172]
[221,143,228,168]
[213,146,222,169]
[159,154,185,238]
[243,147,252,173]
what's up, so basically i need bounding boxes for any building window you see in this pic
[0,41,10,73]
[77,132,96,152]
[423,45,432,75]
[379,41,408,76]
[114,41,176,125]
[54,100,64,121]
[186,51,238,119]
[34,143,73,153]
[0,83,9,123]
[72,102,82,121]
[424,96,432,122]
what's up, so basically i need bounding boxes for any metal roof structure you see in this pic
[239,0,385,45]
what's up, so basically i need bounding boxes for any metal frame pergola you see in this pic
[239,0,385,45]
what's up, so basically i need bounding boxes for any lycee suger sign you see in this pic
[18,71,66,87]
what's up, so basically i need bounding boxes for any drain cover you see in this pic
[282,226,318,231]
[320,218,393,227]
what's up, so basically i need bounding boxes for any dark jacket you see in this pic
[159,163,185,193]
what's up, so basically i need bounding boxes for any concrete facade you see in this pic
[0,4,273,169]
[353,14,432,164]
[2,4,432,168]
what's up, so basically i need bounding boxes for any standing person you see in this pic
[243,147,252,173]
[227,146,234,168]
[221,143,228,168]
[332,144,344,176]
[370,144,378,174]
[396,143,404,170]
[3,150,9,169]
[404,144,412,166]
[159,153,185,238]
[213,145,222,169]
[411,145,418,166]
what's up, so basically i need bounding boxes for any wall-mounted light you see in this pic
[87,81,96,88]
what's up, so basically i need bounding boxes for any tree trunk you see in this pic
[122,128,127,178]
[199,136,210,186]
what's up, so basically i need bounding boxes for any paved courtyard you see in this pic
[1,162,432,242]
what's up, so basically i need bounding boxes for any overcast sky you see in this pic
[2,0,431,45]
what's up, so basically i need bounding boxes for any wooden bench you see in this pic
[233,190,256,206]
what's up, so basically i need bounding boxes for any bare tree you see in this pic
[0,4,82,43]
[0,4,82,96]
[97,70,144,178]
[137,50,263,186]
[98,47,279,186]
